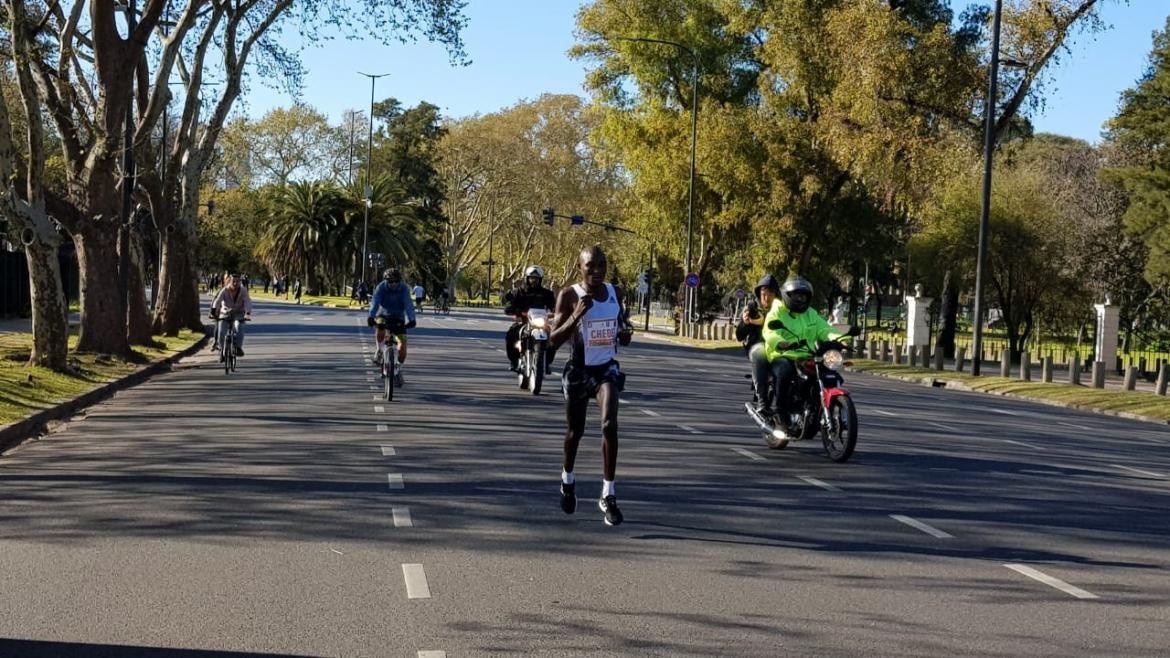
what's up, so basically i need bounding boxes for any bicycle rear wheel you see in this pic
[384,345,395,402]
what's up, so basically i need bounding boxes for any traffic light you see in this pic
[643,267,656,281]
[542,208,555,226]
[570,215,585,226]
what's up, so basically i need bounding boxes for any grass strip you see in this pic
[0,330,202,427]
[848,359,1170,422]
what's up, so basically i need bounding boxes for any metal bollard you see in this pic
[1020,351,1031,381]
[1042,356,1053,383]
[1124,365,1137,391]
[934,347,945,371]
[955,346,967,373]
[894,343,903,365]
[1000,350,1011,378]
[1157,364,1169,396]
[1092,361,1106,389]
[868,340,877,360]
[1069,359,1081,386]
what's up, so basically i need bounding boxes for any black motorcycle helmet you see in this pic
[383,268,401,284]
[781,276,813,314]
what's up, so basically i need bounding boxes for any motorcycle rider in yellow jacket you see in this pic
[760,276,858,424]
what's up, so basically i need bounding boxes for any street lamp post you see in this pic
[971,0,1005,377]
[358,72,389,287]
[615,35,699,322]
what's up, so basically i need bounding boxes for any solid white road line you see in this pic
[1111,464,1165,479]
[732,447,766,462]
[377,424,389,432]
[393,507,413,527]
[796,475,841,492]
[641,408,661,417]
[381,445,396,456]
[679,424,703,434]
[374,406,385,413]
[402,564,432,599]
[387,474,405,490]
[890,514,954,539]
[418,651,446,658]
[1004,564,1099,599]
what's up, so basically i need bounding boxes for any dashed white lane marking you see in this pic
[872,409,898,417]
[393,507,413,527]
[377,424,389,432]
[1060,421,1091,431]
[927,421,950,432]
[1004,564,1099,599]
[796,475,841,492]
[640,408,661,417]
[374,406,385,413]
[1002,439,1039,449]
[418,651,446,658]
[679,424,702,434]
[387,474,404,490]
[373,395,382,401]
[1111,464,1165,479]
[890,514,954,539]
[732,447,766,461]
[991,408,1020,416]
[402,564,432,599]
[381,445,396,456]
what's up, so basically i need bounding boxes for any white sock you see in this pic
[602,479,615,497]
[562,469,574,485]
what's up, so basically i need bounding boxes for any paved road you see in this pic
[1,301,1167,656]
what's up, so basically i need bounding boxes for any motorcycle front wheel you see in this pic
[822,395,857,462]
[528,344,545,395]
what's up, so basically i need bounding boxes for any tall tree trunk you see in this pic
[935,270,958,359]
[153,222,203,335]
[126,228,153,345]
[74,228,130,355]
[24,234,70,369]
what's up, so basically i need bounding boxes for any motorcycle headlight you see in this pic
[822,349,844,371]
[531,317,547,328]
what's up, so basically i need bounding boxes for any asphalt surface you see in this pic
[1,300,1167,657]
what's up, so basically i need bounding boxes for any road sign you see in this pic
[685,272,700,288]
[734,288,746,299]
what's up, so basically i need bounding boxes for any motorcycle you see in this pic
[745,339,858,462]
[516,308,551,395]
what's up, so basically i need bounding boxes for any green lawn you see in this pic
[848,359,1170,422]
[250,290,363,309]
[0,330,202,427]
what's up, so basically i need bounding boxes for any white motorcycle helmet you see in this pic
[523,265,544,289]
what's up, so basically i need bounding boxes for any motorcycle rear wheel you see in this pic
[822,396,857,462]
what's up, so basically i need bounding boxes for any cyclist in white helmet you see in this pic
[503,265,557,373]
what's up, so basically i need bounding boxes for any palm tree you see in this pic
[344,174,428,284]
[257,181,349,294]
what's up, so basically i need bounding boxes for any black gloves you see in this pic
[406,320,417,329]
[846,325,862,337]
[367,317,376,327]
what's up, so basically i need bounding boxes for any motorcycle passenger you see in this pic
[368,267,418,378]
[761,276,859,427]
[209,273,253,357]
[738,274,779,406]
[504,265,557,373]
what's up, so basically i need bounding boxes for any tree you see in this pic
[1105,15,1170,287]
[222,105,346,186]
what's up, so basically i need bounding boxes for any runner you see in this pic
[549,245,633,526]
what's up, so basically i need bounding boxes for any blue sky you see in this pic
[242,1,1168,144]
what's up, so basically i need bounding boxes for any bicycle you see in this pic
[216,313,248,374]
[433,297,450,316]
[374,317,405,401]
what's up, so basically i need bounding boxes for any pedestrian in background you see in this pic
[294,280,303,304]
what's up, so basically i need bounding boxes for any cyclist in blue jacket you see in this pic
[368,268,417,372]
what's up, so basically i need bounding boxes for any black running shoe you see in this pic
[599,495,623,526]
[560,481,577,514]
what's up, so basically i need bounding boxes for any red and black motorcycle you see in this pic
[745,339,858,462]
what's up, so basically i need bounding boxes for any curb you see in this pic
[0,331,211,454]
[849,366,1170,427]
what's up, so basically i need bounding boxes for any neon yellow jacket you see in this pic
[762,299,844,363]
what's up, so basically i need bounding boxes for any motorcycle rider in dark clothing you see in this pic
[736,274,780,407]
[504,265,558,373]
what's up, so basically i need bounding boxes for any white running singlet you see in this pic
[571,283,620,367]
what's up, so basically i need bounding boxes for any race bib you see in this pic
[585,318,618,347]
